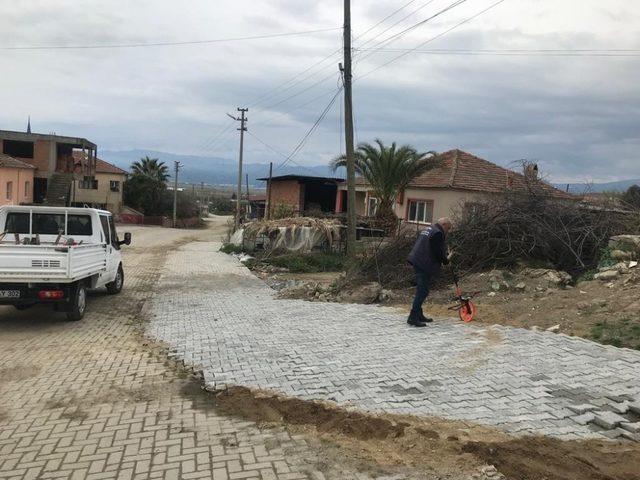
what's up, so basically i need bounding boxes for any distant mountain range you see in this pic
[101,149,338,186]
[553,179,640,194]
[102,149,638,192]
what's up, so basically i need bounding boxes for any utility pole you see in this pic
[266,162,273,220]
[343,0,357,257]
[172,161,181,228]
[228,108,248,230]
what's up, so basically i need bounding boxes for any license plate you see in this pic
[0,290,21,298]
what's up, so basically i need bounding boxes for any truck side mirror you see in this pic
[119,232,132,246]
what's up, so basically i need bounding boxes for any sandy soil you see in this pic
[387,268,640,349]
[212,386,640,480]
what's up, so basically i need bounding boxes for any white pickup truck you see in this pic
[0,206,132,321]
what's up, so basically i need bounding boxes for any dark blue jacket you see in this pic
[407,223,449,276]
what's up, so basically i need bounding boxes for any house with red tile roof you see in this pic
[0,153,36,206]
[337,149,574,224]
[72,153,127,213]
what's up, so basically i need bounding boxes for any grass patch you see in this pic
[590,317,640,350]
[577,269,597,282]
[219,243,246,255]
[263,252,346,273]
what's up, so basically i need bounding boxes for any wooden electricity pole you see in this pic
[266,162,273,220]
[343,0,357,256]
[172,161,181,228]
[229,108,248,230]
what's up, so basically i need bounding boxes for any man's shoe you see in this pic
[407,313,426,327]
[419,312,434,323]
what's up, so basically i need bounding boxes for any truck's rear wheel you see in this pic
[106,265,124,295]
[66,283,87,321]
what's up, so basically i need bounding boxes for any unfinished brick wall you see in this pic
[269,180,304,213]
[31,140,53,174]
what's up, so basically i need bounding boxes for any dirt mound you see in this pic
[213,386,640,480]
[464,437,640,480]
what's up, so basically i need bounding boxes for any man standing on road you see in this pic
[406,217,453,327]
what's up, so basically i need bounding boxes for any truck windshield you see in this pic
[4,212,93,236]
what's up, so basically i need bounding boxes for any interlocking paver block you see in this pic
[592,411,628,430]
[148,242,640,441]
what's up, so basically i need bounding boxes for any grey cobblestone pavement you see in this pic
[149,242,640,442]
[0,225,352,480]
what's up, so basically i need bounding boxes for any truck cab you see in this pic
[0,206,132,320]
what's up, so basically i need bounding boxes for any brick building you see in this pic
[0,129,97,205]
[259,175,343,217]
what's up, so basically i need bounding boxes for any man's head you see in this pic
[438,217,453,234]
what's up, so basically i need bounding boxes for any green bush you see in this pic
[264,252,346,273]
[209,197,234,215]
[597,247,617,269]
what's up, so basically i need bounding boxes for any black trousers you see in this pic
[411,265,432,315]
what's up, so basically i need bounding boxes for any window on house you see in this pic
[24,181,30,198]
[407,200,434,224]
[367,197,378,217]
[3,140,34,159]
[6,182,13,200]
[80,176,98,189]
[110,180,120,192]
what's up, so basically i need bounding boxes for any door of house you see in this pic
[34,178,47,204]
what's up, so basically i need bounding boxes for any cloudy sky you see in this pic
[1,0,639,182]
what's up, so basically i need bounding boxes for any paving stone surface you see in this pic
[148,242,640,441]
[0,225,343,480]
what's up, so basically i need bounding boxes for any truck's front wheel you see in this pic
[106,265,124,295]
[66,282,87,321]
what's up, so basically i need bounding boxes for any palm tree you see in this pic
[131,156,170,182]
[331,139,438,223]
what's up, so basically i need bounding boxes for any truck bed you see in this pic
[0,243,107,283]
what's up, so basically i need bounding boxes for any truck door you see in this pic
[99,214,120,283]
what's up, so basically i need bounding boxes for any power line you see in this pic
[354,47,640,57]
[247,130,320,176]
[354,0,468,65]
[276,88,343,171]
[1,27,341,51]
[248,0,427,111]
[197,120,236,152]
[358,0,509,81]
[354,0,438,53]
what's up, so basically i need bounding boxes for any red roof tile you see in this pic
[0,153,36,169]
[410,150,573,199]
[95,159,127,175]
[72,152,127,175]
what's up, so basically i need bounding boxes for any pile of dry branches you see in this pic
[346,192,640,289]
[448,193,638,274]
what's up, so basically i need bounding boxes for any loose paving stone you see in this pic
[568,404,598,415]
[621,423,640,434]
[572,413,596,425]
[592,411,629,430]
[610,401,630,414]
[148,243,640,441]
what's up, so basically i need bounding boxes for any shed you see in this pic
[258,175,344,216]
